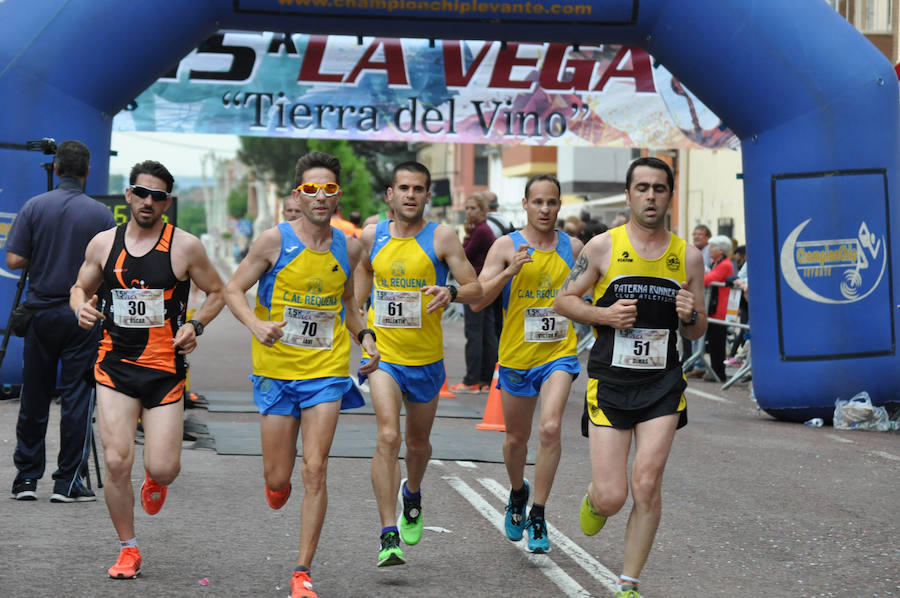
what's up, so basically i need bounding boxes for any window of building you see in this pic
[856,0,892,33]
[824,0,844,15]
[473,146,489,186]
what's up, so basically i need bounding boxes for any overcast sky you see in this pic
[108,132,241,179]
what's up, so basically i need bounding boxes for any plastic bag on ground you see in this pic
[833,391,891,432]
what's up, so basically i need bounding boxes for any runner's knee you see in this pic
[590,481,628,515]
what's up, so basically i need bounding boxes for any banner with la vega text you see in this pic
[114,32,739,149]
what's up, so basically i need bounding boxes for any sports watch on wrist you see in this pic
[188,319,205,336]
[680,310,698,326]
[447,285,458,302]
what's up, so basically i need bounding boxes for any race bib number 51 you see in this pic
[612,328,669,369]
[373,289,421,328]
[112,288,164,328]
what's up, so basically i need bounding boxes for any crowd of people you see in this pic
[8,142,751,598]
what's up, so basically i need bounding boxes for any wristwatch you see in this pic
[447,285,458,302]
[188,319,205,336]
[680,310,698,326]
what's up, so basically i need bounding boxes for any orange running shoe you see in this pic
[140,473,167,515]
[265,483,292,510]
[108,547,142,579]
[291,570,317,598]
[449,382,480,393]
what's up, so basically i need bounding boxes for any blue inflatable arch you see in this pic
[1,0,897,419]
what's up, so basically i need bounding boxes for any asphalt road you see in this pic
[1,303,898,598]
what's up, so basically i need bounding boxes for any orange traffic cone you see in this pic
[439,365,456,398]
[476,364,505,431]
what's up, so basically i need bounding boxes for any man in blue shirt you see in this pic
[6,139,115,502]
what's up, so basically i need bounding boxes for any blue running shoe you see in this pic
[525,515,550,553]
[504,479,530,541]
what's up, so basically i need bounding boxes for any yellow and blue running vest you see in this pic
[365,220,449,366]
[588,226,687,384]
[252,223,351,380]
[498,231,577,370]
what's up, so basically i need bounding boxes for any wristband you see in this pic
[357,328,377,344]
[681,309,698,326]
[447,284,458,302]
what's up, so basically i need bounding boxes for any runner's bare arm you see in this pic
[353,224,375,313]
[554,232,632,327]
[345,238,379,374]
[427,224,482,310]
[224,227,286,344]
[172,233,227,354]
[470,236,525,312]
[678,244,708,341]
[69,229,115,329]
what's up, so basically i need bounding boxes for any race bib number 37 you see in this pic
[281,307,336,349]
[523,307,569,342]
[373,289,421,328]
[612,328,669,369]
[112,288,165,328]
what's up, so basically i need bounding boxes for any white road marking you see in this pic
[455,460,477,469]
[442,475,592,598]
[685,387,732,404]
[869,450,900,462]
[430,459,444,466]
[478,477,619,593]
[825,434,854,444]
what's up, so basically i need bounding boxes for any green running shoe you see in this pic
[377,530,405,567]
[579,493,607,536]
[615,584,641,597]
[397,479,423,545]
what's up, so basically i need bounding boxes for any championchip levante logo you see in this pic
[780,218,886,304]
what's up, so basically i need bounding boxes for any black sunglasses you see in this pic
[129,185,169,202]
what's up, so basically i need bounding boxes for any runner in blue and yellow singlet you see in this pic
[472,174,583,554]
[554,157,707,598]
[71,160,226,582]
[355,161,482,567]
[224,152,380,598]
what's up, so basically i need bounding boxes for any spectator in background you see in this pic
[692,224,712,271]
[483,190,514,238]
[703,235,735,382]
[726,245,749,364]
[6,140,116,503]
[452,193,498,392]
[610,210,629,228]
[563,215,581,236]
[580,220,608,245]
[685,224,713,376]
[282,196,302,222]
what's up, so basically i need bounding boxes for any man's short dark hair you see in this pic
[294,151,342,187]
[53,140,90,179]
[524,174,561,199]
[129,160,174,193]
[392,161,431,189]
[693,224,712,237]
[625,157,674,193]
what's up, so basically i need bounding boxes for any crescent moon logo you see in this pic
[780,219,886,304]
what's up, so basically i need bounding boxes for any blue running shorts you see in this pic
[250,375,365,418]
[359,359,445,403]
[498,356,581,398]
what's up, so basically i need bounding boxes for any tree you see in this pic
[227,178,249,220]
[237,137,308,196]
[178,203,207,236]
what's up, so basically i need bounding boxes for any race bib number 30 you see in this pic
[112,288,165,328]
[523,307,569,342]
[373,289,421,328]
[281,307,335,349]
[612,328,669,369]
